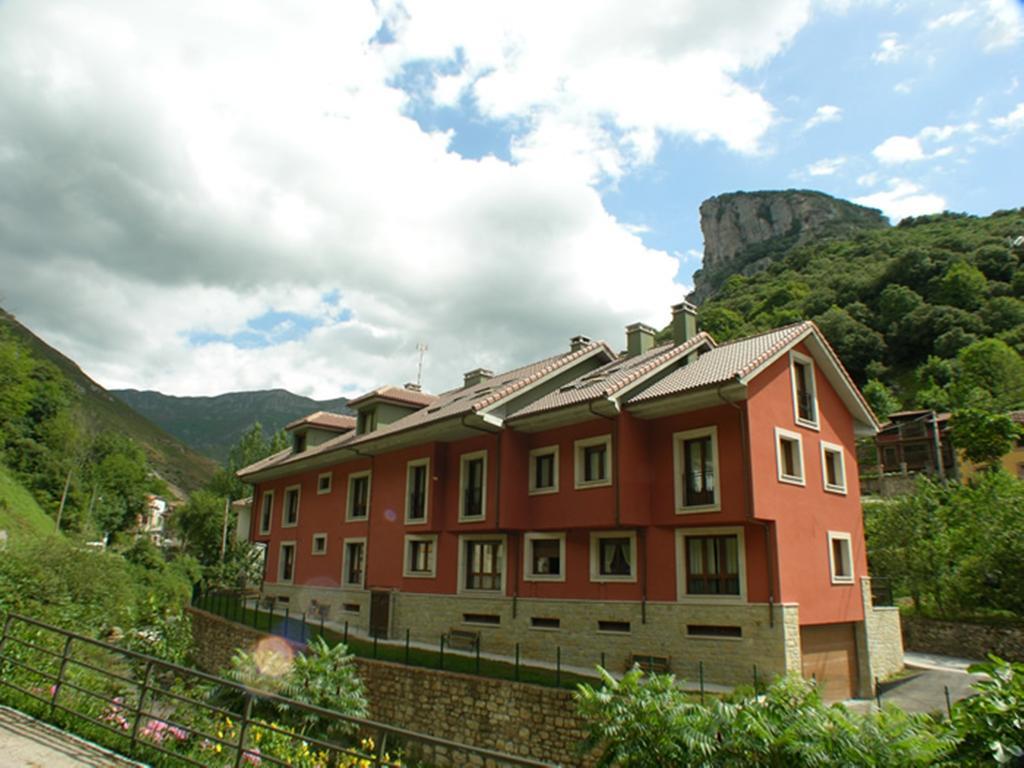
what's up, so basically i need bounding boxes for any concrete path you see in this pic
[872,652,986,715]
[0,706,142,767]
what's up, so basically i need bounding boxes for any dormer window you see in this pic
[790,351,819,429]
[293,433,307,453]
[357,408,377,435]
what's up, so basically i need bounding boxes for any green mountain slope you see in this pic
[111,389,352,462]
[688,202,1024,407]
[0,309,217,493]
[0,462,57,545]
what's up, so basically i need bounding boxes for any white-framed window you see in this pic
[458,534,506,593]
[790,350,819,429]
[589,531,636,582]
[342,538,366,588]
[775,428,805,486]
[278,541,296,583]
[575,435,612,489]
[258,491,274,535]
[523,532,566,582]
[405,458,430,524]
[311,533,328,556]
[403,534,437,578]
[676,527,747,601]
[317,472,332,495]
[820,441,847,494]
[828,531,854,584]
[346,471,371,521]
[528,446,559,495]
[458,451,487,522]
[282,485,301,527]
[673,426,720,513]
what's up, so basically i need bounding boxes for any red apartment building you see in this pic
[238,304,903,700]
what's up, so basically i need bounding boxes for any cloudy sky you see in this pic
[1,1,1022,399]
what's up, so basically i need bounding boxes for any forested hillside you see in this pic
[688,205,1024,412]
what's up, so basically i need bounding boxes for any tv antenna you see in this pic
[416,342,428,387]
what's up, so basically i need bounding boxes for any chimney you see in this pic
[671,301,699,345]
[625,323,656,357]
[463,368,494,388]
[570,335,591,352]
[404,382,422,392]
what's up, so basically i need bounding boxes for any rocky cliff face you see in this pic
[689,190,888,303]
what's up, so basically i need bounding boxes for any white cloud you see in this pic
[803,104,842,130]
[0,0,697,400]
[856,172,880,187]
[927,8,975,30]
[893,79,914,94]
[990,102,1024,130]
[853,179,946,222]
[872,135,925,163]
[982,0,1024,50]
[807,156,846,176]
[872,33,907,63]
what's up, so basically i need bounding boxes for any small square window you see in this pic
[828,532,854,584]
[282,486,301,527]
[459,452,487,521]
[404,535,437,578]
[524,533,565,581]
[311,533,328,556]
[343,539,366,588]
[775,428,805,485]
[820,442,847,494]
[258,491,274,535]
[575,435,612,489]
[317,473,332,495]
[528,446,559,494]
[347,472,371,521]
[590,531,636,582]
[405,459,429,523]
[279,542,296,583]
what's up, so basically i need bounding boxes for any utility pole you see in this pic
[220,496,231,562]
[55,469,72,532]
[416,342,428,387]
[930,410,947,481]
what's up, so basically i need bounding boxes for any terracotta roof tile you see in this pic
[346,386,439,409]
[285,411,356,431]
[626,323,811,404]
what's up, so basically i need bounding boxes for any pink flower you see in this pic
[242,747,262,765]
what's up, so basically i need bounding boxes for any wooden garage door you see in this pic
[800,623,858,701]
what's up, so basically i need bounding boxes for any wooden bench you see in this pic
[631,654,671,675]
[445,628,480,651]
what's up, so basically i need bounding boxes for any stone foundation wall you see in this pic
[902,616,1024,662]
[856,578,905,691]
[187,606,266,673]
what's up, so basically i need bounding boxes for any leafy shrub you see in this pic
[952,656,1024,765]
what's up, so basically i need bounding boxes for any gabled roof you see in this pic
[346,386,438,409]
[284,411,357,432]
[508,332,713,419]
[237,340,612,479]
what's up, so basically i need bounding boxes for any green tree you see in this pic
[168,489,225,566]
[937,260,988,310]
[954,338,1024,409]
[208,421,287,500]
[950,407,1024,467]
[814,306,885,382]
[862,379,900,422]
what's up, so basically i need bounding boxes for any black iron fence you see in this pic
[0,612,554,768]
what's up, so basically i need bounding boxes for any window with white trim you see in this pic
[258,491,273,535]
[820,441,847,494]
[282,486,300,527]
[828,532,854,584]
[404,535,437,578]
[673,426,720,512]
[524,532,566,581]
[677,527,747,600]
[346,472,371,521]
[790,351,819,428]
[575,435,612,489]
[317,472,332,495]
[528,446,559,495]
[278,542,296,583]
[343,539,366,588]
[589,531,636,582]
[775,428,805,485]
[459,536,505,592]
[311,533,328,555]
[405,459,429,523]
[459,451,487,521]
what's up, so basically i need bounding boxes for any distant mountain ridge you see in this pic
[112,389,353,462]
[0,308,217,494]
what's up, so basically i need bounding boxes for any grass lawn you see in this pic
[0,463,57,545]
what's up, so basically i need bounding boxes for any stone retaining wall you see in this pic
[902,616,1024,662]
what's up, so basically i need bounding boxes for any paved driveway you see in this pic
[874,653,986,715]
[0,706,142,767]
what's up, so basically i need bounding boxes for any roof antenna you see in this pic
[416,342,428,387]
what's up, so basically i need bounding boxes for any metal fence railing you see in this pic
[0,612,555,768]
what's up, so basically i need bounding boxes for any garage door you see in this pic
[800,623,858,701]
